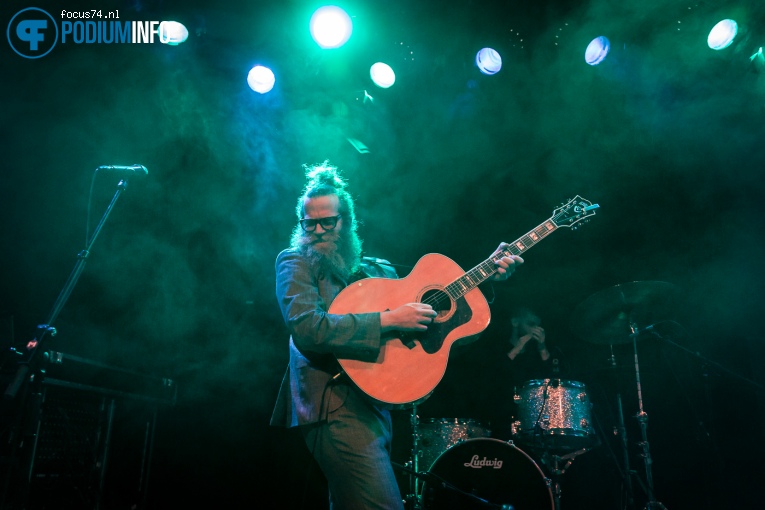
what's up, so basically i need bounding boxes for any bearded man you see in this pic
[270,161,522,510]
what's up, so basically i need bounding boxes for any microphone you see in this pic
[97,164,148,175]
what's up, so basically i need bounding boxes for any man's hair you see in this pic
[289,161,363,274]
[294,161,357,225]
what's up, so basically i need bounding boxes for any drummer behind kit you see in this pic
[405,278,680,510]
[392,253,683,507]
[409,281,682,509]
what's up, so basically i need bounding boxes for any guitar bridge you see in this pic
[399,332,418,349]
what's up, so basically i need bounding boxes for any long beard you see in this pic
[294,228,361,280]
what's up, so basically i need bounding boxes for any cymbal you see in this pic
[570,281,681,345]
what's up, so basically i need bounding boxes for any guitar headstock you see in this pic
[551,196,599,229]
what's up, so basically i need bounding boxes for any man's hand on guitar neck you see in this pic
[381,303,438,333]
[490,242,524,281]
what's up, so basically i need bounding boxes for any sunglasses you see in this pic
[299,214,342,232]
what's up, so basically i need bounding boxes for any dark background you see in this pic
[2,0,764,508]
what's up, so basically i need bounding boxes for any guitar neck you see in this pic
[445,218,559,300]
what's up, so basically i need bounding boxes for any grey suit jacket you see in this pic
[270,249,396,428]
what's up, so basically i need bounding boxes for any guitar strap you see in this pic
[357,256,399,280]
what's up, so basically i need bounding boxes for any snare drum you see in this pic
[512,379,595,451]
[421,438,554,510]
[417,418,491,471]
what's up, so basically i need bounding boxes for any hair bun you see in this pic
[304,160,347,190]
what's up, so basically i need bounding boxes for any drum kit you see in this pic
[400,281,679,510]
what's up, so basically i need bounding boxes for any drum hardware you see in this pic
[629,321,669,510]
[614,386,636,508]
[571,281,680,510]
[401,409,493,509]
[419,438,554,510]
[402,404,424,510]
[393,460,507,510]
[540,446,593,510]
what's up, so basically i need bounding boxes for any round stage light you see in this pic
[159,21,188,45]
[585,36,610,65]
[310,6,353,49]
[370,62,395,88]
[247,65,276,94]
[708,19,738,50]
[476,47,502,75]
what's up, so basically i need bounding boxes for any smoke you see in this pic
[1,0,764,463]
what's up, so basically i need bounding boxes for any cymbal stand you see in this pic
[629,324,666,510]
[615,390,636,509]
[609,345,636,509]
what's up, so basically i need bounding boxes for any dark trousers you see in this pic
[302,388,404,510]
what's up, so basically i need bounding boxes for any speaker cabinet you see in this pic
[28,384,159,510]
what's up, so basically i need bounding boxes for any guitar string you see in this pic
[418,223,558,310]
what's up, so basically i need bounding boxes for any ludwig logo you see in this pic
[7,7,58,59]
[463,455,503,469]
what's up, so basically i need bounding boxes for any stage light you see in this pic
[159,21,188,45]
[310,6,353,49]
[370,62,395,88]
[475,47,502,75]
[585,36,610,65]
[708,19,738,50]
[247,65,275,94]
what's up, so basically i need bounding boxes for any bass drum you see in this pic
[421,438,553,510]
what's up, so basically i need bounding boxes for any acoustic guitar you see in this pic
[330,196,599,408]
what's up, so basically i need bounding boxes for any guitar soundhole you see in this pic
[421,289,453,319]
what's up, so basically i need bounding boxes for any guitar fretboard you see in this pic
[444,220,559,300]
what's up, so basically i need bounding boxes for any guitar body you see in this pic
[331,253,491,408]
[329,195,599,408]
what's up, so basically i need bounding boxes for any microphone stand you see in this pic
[1,178,131,510]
